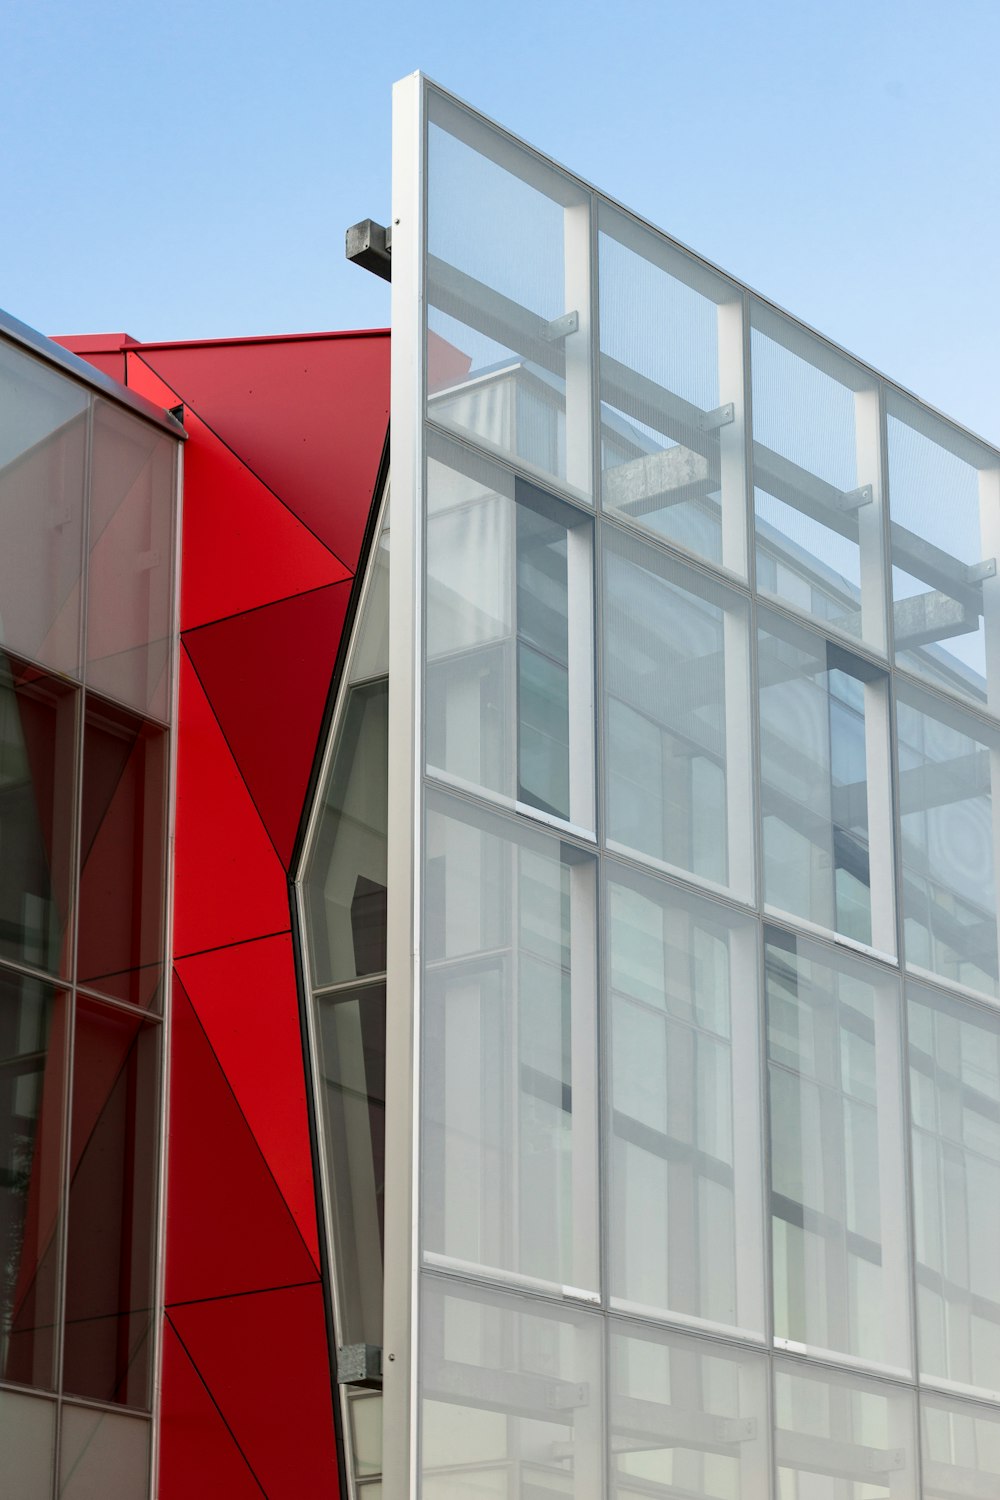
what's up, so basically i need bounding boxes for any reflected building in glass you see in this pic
[4,70,1000,1500]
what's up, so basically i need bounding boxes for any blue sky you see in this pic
[4,0,999,443]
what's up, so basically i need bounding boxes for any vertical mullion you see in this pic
[383,68,426,1500]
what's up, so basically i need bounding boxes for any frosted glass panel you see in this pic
[599,206,745,574]
[604,528,751,895]
[608,865,763,1333]
[910,981,1000,1394]
[426,92,591,497]
[758,607,891,947]
[766,929,910,1371]
[896,682,999,997]
[610,1321,769,1497]
[752,302,884,649]
[774,1359,917,1499]
[0,1387,55,1500]
[921,1391,1000,1498]
[422,789,597,1291]
[887,390,1000,709]
[0,340,87,677]
[425,429,591,826]
[59,1405,149,1499]
[420,1275,602,1499]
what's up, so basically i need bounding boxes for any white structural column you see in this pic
[383,69,424,1500]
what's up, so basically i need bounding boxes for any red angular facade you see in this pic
[59,328,390,1497]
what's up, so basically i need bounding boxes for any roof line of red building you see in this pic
[56,328,390,354]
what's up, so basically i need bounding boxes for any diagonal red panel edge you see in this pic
[184,582,351,867]
[170,1284,339,1500]
[166,975,319,1306]
[173,649,289,955]
[140,335,389,567]
[174,934,319,1267]
[160,1319,265,1500]
[128,356,351,631]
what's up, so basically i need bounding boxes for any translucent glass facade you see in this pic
[0,320,180,1500]
[374,74,1000,1498]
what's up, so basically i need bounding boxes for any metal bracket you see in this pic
[541,310,579,343]
[698,401,735,432]
[337,1343,383,1389]
[967,556,997,584]
[346,219,392,282]
[840,483,874,511]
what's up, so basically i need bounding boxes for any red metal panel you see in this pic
[165,976,318,1307]
[169,1283,339,1500]
[159,1320,265,1499]
[174,934,320,1268]
[173,650,288,957]
[177,406,350,632]
[184,582,351,867]
[140,335,389,568]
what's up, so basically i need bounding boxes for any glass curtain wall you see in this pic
[0,327,180,1500]
[299,504,390,1499]
[377,74,1000,1498]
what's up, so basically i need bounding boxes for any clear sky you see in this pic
[4,0,999,443]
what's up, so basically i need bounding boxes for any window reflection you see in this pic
[766,930,909,1370]
[910,982,1000,1394]
[608,867,763,1334]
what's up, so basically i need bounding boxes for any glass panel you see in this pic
[758,607,891,947]
[0,339,87,678]
[607,865,764,1334]
[887,390,1000,709]
[921,1391,1000,1499]
[59,1404,149,1499]
[349,1391,383,1479]
[910,981,1000,1393]
[610,1320,769,1497]
[0,1387,56,1500]
[751,302,884,649]
[599,205,745,575]
[316,982,385,1348]
[896,682,999,997]
[423,789,597,1291]
[766,930,910,1370]
[87,400,175,721]
[773,1359,917,1498]
[348,515,390,686]
[426,92,591,498]
[0,971,67,1390]
[0,657,76,977]
[77,698,167,1010]
[604,527,751,895]
[62,999,159,1408]
[425,431,590,825]
[305,679,388,991]
[420,1274,602,1498]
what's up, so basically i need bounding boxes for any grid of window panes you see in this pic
[0,328,178,1500]
[404,79,1000,1497]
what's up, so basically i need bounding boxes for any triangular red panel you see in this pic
[185,583,351,866]
[174,935,319,1267]
[160,1319,265,1500]
[170,1284,338,1500]
[165,976,318,1306]
[129,358,350,631]
[173,650,288,956]
[141,335,389,567]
